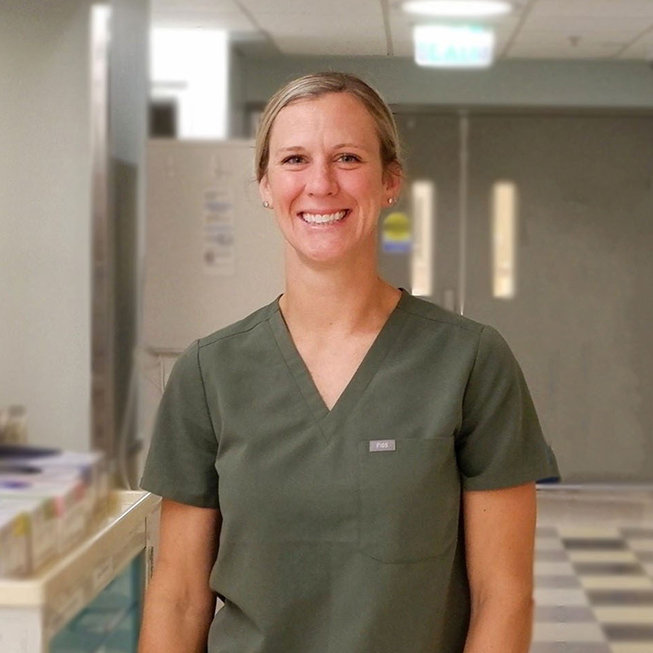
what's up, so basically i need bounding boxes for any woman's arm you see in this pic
[139,498,221,653]
[462,482,537,653]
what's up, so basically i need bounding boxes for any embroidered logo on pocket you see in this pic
[369,439,396,452]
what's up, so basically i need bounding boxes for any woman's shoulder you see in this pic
[398,292,486,337]
[399,294,522,372]
[196,296,281,350]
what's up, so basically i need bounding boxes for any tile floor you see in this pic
[532,488,653,653]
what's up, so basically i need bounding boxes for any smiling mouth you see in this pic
[300,210,349,225]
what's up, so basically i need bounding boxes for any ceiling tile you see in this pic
[391,41,414,58]
[151,0,257,31]
[617,32,653,58]
[523,15,653,31]
[530,0,653,18]
[241,0,383,18]
[507,49,619,60]
[153,0,242,8]
[151,0,250,17]
[508,39,627,59]
[253,8,388,56]
[517,29,641,41]
[152,9,256,31]
[150,0,653,62]
[275,34,389,56]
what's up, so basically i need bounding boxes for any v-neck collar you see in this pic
[268,289,410,440]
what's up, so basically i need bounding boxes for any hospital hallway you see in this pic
[3,1,653,650]
[532,488,653,652]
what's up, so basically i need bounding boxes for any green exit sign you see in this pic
[414,24,494,68]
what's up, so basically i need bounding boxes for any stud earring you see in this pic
[263,201,271,208]
[388,198,395,205]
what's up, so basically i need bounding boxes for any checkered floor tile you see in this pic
[532,526,653,652]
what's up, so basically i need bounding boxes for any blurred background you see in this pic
[2,0,653,487]
[2,1,653,651]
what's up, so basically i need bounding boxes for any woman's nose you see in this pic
[306,161,338,196]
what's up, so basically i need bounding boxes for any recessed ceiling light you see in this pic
[402,1,513,18]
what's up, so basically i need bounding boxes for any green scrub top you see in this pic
[141,289,559,653]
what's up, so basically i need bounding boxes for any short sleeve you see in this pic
[140,340,220,508]
[456,325,560,491]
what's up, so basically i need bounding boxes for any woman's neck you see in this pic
[279,250,400,336]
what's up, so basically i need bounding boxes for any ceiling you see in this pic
[151,0,653,61]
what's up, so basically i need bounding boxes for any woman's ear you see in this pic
[259,175,272,208]
[383,162,403,199]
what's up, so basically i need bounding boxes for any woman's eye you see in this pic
[337,153,361,163]
[282,155,305,165]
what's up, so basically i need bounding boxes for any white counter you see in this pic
[0,491,160,653]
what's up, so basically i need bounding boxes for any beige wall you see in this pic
[0,0,94,451]
[237,56,653,112]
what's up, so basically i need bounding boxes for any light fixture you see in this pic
[402,1,513,18]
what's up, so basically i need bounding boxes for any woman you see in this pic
[139,72,559,653]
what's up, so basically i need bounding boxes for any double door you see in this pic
[381,111,653,483]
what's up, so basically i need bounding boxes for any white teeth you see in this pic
[301,210,347,224]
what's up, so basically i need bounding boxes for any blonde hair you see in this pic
[255,72,403,182]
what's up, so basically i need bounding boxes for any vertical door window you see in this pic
[411,180,435,297]
[491,180,517,299]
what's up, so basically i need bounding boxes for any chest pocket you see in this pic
[358,438,460,563]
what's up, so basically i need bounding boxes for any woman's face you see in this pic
[259,92,400,266]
